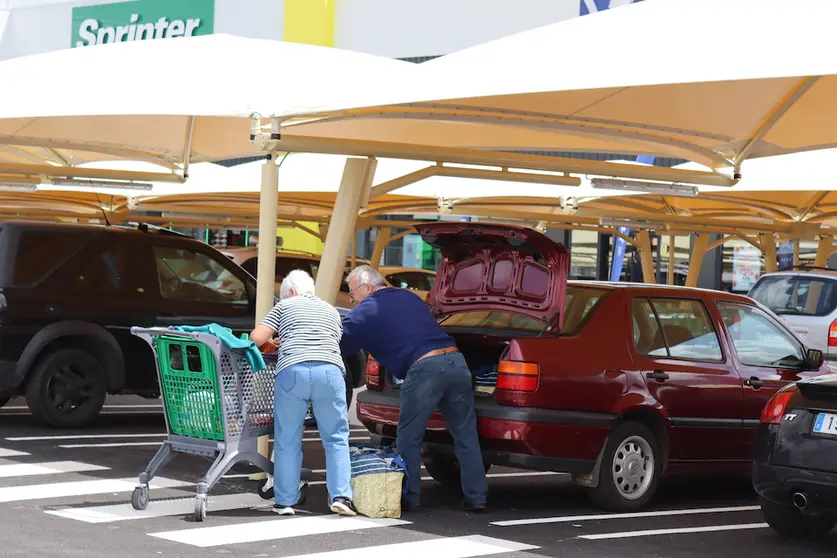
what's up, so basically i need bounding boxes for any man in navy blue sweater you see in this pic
[340,265,488,512]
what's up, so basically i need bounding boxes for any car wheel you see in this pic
[0,397,9,409]
[760,496,837,539]
[588,421,661,511]
[423,453,491,487]
[25,348,107,429]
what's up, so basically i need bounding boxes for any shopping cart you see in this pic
[129,326,277,521]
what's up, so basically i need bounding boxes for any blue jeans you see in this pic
[273,361,352,506]
[396,351,488,506]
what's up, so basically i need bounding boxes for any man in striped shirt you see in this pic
[250,270,357,517]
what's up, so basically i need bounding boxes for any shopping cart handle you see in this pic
[130,326,206,340]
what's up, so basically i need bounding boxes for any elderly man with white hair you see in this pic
[340,265,488,513]
[250,269,356,517]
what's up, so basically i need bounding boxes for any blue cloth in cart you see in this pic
[173,323,266,372]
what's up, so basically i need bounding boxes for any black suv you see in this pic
[0,221,365,428]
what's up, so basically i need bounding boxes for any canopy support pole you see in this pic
[805,234,833,313]
[635,230,655,284]
[251,153,280,480]
[685,233,710,288]
[371,227,392,270]
[315,157,377,304]
[667,235,676,285]
[760,233,778,273]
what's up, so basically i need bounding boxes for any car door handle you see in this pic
[646,370,669,382]
[745,377,765,389]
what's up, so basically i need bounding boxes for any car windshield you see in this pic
[749,274,837,317]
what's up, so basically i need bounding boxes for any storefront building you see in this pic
[0,0,772,289]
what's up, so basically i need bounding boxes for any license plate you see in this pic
[812,413,837,436]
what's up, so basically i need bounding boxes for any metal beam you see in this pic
[0,163,185,183]
[635,230,655,284]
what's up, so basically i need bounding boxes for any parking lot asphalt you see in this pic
[1,394,836,558]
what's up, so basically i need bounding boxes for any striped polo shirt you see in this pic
[261,293,345,374]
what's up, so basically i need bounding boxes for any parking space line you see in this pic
[149,515,411,547]
[491,505,761,526]
[0,476,189,503]
[274,535,539,558]
[45,492,270,523]
[0,447,29,458]
[0,461,109,478]
[577,522,769,540]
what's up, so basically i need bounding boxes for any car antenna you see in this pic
[94,193,112,227]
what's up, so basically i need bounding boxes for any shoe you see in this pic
[330,496,358,516]
[463,501,487,513]
[272,505,295,516]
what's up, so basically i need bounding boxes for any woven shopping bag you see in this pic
[349,444,407,518]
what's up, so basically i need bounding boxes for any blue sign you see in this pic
[610,226,632,281]
[581,0,644,16]
[777,241,794,270]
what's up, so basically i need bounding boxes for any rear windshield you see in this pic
[749,275,837,317]
[436,285,608,335]
[1,228,96,288]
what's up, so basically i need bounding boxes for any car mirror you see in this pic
[804,348,824,369]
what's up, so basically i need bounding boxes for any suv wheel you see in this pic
[588,421,661,511]
[424,453,491,487]
[25,349,107,428]
[760,496,837,539]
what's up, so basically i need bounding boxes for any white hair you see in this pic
[280,269,316,299]
[346,265,386,289]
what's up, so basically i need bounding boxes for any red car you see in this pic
[356,223,829,511]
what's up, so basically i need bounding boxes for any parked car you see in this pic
[0,221,365,428]
[748,267,837,360]
[356,222,830,511]
[379,266,436,301]
[753,372,837,539]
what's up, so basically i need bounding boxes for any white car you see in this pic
[748,269,837,361]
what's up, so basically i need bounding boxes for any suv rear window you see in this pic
[749,275,837,317]
[11,229,95,287]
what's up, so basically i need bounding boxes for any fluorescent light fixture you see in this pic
[50,178,154,191]
[600,218,662,230]
[0,183,38,193]
[591,178,699,197]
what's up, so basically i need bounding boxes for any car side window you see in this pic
[154,245,248,304]
[631,299,665,355]
[716,301,806,369]
[632,298,723,362]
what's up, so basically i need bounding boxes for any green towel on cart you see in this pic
[173,323,266,372]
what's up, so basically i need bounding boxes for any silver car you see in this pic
[748,269,837,361]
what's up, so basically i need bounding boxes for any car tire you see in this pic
[760,496,837,539]
[25,348,107,429]
[0,397,9,409]
[588,421,661,511]
[423,453,491,487]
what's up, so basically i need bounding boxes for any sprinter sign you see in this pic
[72,0,214,48]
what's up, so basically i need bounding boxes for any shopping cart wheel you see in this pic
[257,476,274,500]
[194,496,207,522]
[131,485,149,511]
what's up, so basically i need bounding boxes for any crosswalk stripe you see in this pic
[0,447,28,458]
[149,515,411,547]
[491,505,762,526]
[577,522,769,540]
[0,461,109,479]
[278,534,540,558]
[0,476,189,503]
[45,492,270,523]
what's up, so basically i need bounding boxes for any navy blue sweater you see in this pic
[340,288,455,380]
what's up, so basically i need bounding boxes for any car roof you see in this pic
[0,220,190,239]
[568,280,753,302]
[757,269,837,280]
[379,266,436,275]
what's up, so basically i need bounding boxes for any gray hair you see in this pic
[280,269,316,299]
[346,265,386,289]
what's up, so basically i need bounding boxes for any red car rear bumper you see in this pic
[357,389,618,475]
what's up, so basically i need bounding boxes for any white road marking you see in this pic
[7,433,167,441]
[0,477,189,503]
[492,505,762,526]
[45,492,270,523]
[0,447,29,458]
[60,436,370,448]
[149,515,410,547]
[278,535,539,558]
[577,522,769,540]
[0,461,109,479]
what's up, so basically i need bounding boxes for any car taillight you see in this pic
[829,318,837,347]
[365,357,382,391]
[760,391,794,425]
[496,360,539,392]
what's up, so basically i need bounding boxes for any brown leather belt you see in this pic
[416,346,459,363]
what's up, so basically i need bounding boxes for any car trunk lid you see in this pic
[416,223,570,328]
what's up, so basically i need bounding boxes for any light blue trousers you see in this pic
[273,361,353,506]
